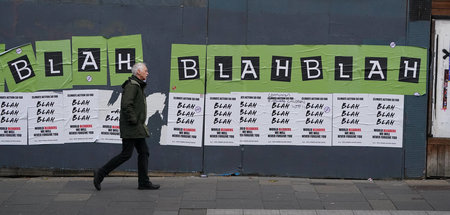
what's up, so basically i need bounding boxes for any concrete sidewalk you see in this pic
[0,176,449,215]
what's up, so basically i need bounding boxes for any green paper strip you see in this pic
[72,36,107,86]
[0,44,38,92]
[204,44,427,95]
[170,44,206,94]
[170,44,426,95]
[108,34,144,86]
[0,44,5,92]
[35,40,73,90]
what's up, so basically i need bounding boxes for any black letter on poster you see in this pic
[365,57,387,81]
[115,48,135,73]
[78,48,100,72]
[45,52,63,77]
[271,56,292,82]
[241,57,259,80]
[398,57,420,83]
[335,56,352,81]
[8,55,36,84]
[178,56,200,80]
[215,56,232,80]
[301,56,323,81]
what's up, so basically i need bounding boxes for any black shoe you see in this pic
[93,169,102,191]
[138,183,160,190]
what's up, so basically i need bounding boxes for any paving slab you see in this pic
[263,200,301,209]
[279,209,317,215]
[323,201,372,210]
[360,190,390,200]
[180,200,216,209]
[153,211,179,215]
[298,200,325,210]
[316,210,354,215]
[353,211,392,215]
[262,192,297,201]
[42,202,86,215]
[368,200,396,210]
[216,199,264,209]
[295,191,321,200]
[155,198,182,211]
[389,211,428,215]
[217,190,262,199]
[183,190,216,201]
[179,208,207,215]
[319,193,367,202]
[244,209,281,215]
[293,184,317,193]
[208,209,243,215]
[54,193,91,201]
[392,200,434,211]
[315,185,361,194]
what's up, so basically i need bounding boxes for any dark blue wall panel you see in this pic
[0,0,430,178]
[243,146,403,178]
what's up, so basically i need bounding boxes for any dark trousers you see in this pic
[99,138,150,186]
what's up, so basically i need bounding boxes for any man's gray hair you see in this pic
[132,62,147,76]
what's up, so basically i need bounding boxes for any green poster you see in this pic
[200,44,427,95]
[0,44,38,92]
[0,44,4,92]
[108,34,143,86]
[35,40,72,90]
[72,36,107,86]
[170,44,206,94]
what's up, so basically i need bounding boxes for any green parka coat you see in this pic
[119,75,149,139]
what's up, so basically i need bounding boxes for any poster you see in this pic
[265,93,301,145]
[204,93,240,146]
[166,93,204,147]
[0,44,38,92]
[108,35,143,86]
[170,44,206,94]
[0,93,29,145]
[298,94,333,146]
[28,92,64,145]
[368,94,404,147]
[97,90,121,144]
[233,92,270,145]
[166,44,206,147]
[332,94,370,147]
[35,40,72,90]
[63,90,99,143]
[72,36,107,86]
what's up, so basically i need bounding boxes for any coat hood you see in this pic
[122,75,147,89]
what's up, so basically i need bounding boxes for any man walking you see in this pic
[93,62,160,190]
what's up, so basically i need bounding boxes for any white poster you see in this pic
[63,90,99,143]
[166,93,204,147]
[265,93,301,145]
[97,90,121,144]
[368,94,404,148]
[204,93,239,146]
[332,94,370,146]
[233,92,270,145]
[298,94,333,146]
[28,92,64,145]
[0,93,29,145]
